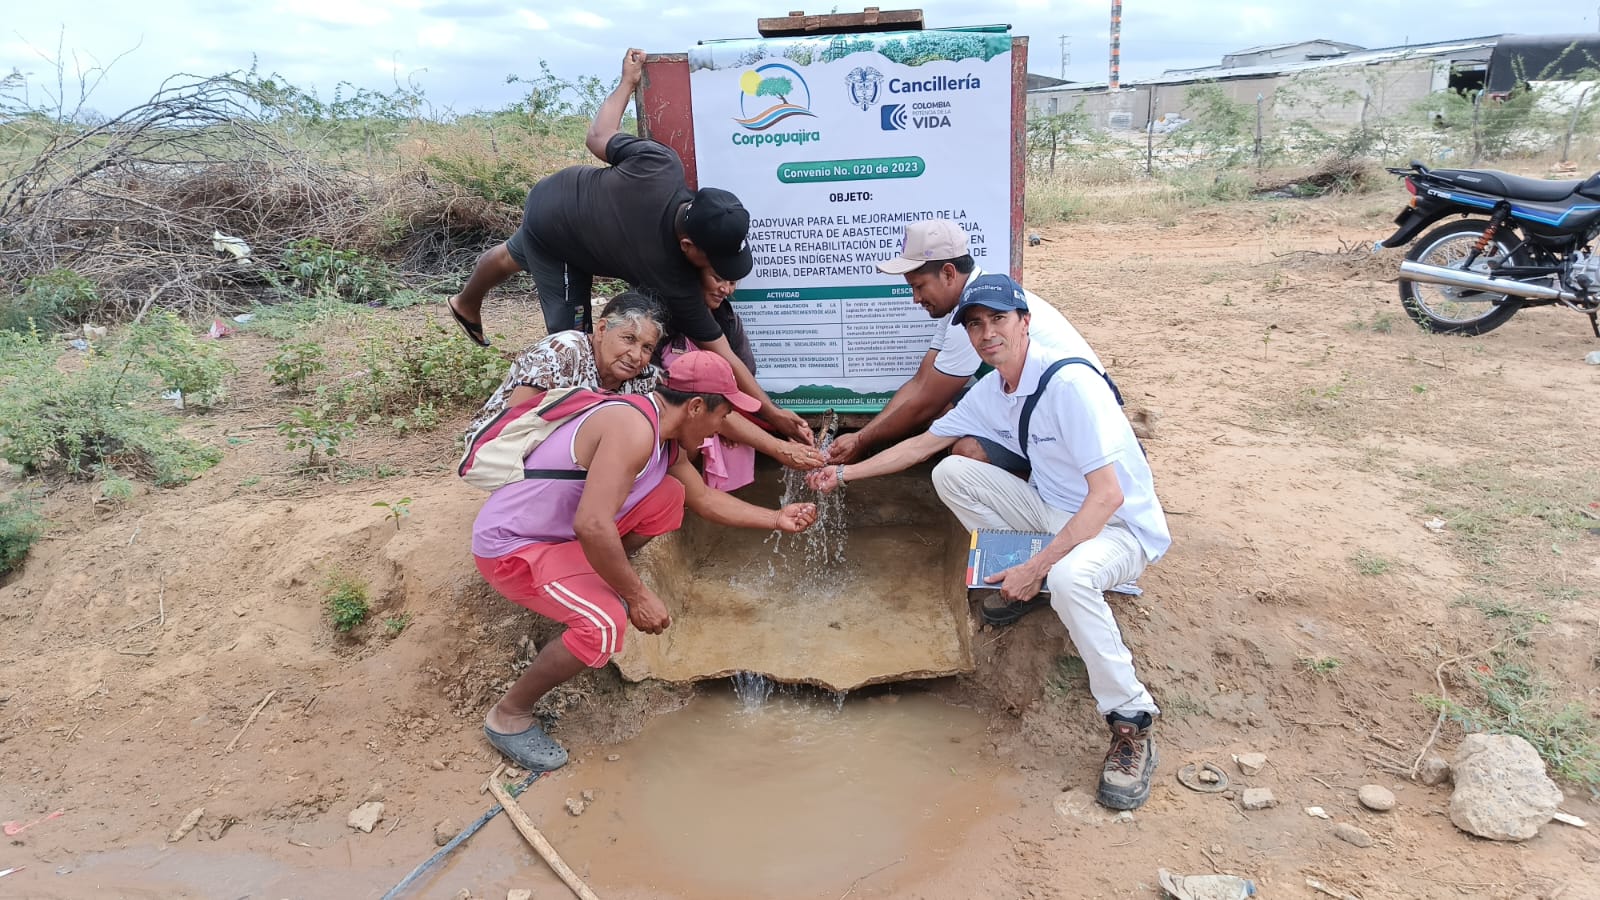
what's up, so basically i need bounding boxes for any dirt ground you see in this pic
[3,191,1600,899]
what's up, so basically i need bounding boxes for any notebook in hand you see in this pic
[965,529,1055,597]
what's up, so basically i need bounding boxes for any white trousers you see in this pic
[932,455,1158,717]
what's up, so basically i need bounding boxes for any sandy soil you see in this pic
[3,192,1600,899]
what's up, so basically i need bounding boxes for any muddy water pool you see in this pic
[426,687,1018,899]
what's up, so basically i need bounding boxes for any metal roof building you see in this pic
[1028,36,1500,132]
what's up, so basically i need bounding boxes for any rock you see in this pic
[564,798,587,817]
[1052,789,1109,826]
[1199,769,1220,784]
[1113,811,1134,823]
[1221,790,1236,800]
[453,891,474,900]
[1586,350,1600,365]
[1417,755,1451,786]
[1234,752,1268,776]
[434,818,461,847]
[508,891,533,900]
[503,767,524,780]
[1333,822,1374,848]
[1358,784,1396,812]
[347,801,385,833]
[1129,407,1160,441]
[429,759,447,771]
[605,754,621,762]
[167,807,205,843]
[363,782,386,803]
[580,789,595,803]
[1448,733,1563,841]
[1240,788,1276,810]
[1305,806,1331,819]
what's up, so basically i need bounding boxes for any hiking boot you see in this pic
[1097,711,1157,810]
[978,591,1051,627]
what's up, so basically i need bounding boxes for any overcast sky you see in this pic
[5,1,1598,117]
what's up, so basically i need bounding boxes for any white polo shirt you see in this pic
[928,267,1100,377]
[929,340,1171,563]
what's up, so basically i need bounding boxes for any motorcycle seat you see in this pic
[1429,168,1581,203]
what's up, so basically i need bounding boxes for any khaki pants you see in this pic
[932,455,1158,717]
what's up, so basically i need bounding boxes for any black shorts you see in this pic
[506,226,592,334]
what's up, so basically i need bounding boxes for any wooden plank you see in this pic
[1010,35,1028,281]
[757,8,924,37]
[638,54,698,189]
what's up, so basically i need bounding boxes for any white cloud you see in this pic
[417,20,458,48]
[561,11,611,29]
[273,0,391,27]
[517,9,550,30]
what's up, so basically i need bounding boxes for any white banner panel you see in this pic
[689,30,1013,411]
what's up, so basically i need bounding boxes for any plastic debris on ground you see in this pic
[1159,868,1256,899]
[207,319,235,339]
[211,230,252,260]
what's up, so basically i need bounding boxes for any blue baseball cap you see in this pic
[954,274,1030,324]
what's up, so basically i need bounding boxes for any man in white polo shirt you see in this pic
[826,217,1099,474]
[808,274,1170,811]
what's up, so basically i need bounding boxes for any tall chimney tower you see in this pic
[1109,0,1122,90]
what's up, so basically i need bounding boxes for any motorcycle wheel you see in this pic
[1398,219,1528,336]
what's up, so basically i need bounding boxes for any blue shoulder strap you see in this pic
[1018,358,1126,459]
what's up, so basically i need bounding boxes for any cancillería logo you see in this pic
[845,66,884,111]
[735,63,817,131]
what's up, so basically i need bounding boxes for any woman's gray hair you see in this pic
[598,291,667,337]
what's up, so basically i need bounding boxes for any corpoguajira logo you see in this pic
[735,62,816,130]
[845,66,884,111]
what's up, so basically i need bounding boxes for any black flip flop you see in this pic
[448,297,490,347]
[484,721,568,772]
[980,592,1051,627]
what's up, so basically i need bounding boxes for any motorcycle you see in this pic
[1378,161,1600,336]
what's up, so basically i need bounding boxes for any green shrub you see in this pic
[268,341,327,392]
[334,320,503,427]
[0,493,44,576]
[274,238,394,304]
[120,312,235,407]
[241,297,369,340]
[0,269,100,334]
[277,406,355,469]
[0,329,222,484]
[325,574,371,633]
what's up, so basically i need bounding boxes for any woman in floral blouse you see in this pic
[467,292,824,483]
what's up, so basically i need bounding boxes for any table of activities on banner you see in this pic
[738,286,941,381]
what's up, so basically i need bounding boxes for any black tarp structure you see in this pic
[1486,34,1600,95]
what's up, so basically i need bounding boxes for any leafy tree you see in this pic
[756,77,793,103]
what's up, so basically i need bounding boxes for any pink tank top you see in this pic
[471,397,666,558]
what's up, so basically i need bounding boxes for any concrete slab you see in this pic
[615,462,974,692]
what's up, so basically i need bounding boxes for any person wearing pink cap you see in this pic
[828,217,1101,469]
[472,350,819,772]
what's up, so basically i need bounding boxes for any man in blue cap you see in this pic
[808,273,1171,811]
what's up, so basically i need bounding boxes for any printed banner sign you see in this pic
[689,30,1013,412]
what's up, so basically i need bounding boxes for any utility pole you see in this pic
[1059,34,1071,79]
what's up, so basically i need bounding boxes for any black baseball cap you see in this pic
[954,274,1030,324]
[683,187,754,281]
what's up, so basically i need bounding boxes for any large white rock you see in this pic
[347,801,385,834]
[1448,734,1562,841]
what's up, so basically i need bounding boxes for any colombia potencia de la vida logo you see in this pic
[734,62,816,131]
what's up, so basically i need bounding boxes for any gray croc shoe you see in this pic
[484,721,569,772]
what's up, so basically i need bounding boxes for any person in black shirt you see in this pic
[448,48,812,445]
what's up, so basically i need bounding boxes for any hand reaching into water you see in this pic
[775,503,819,533]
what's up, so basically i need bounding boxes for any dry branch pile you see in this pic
[0,75,518,320]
